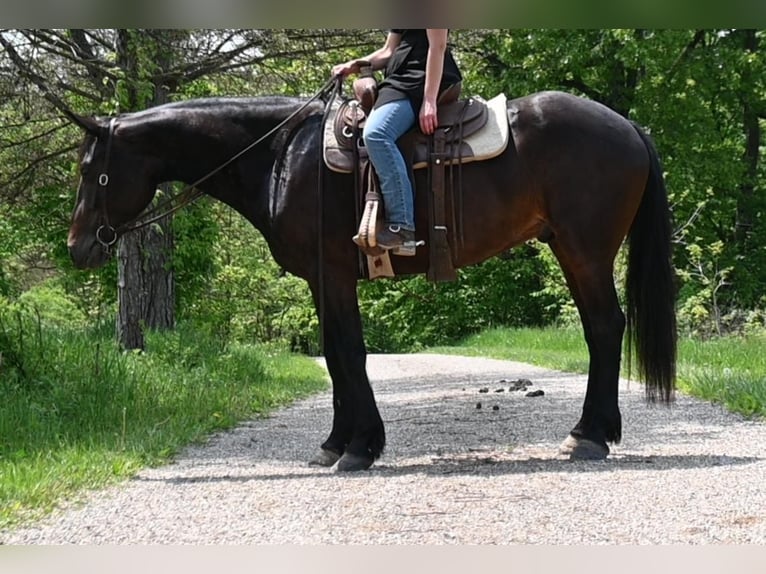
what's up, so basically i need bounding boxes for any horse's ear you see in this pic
[64,110,103,136]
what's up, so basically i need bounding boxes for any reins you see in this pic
[95,77,339,249]
[316,76,344,354]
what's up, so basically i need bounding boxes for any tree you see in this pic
[2,29,764,347]
[1,29,378,348]
[112,29,177,349]
[460,29,766,333]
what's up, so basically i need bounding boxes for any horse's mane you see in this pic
[121,96,320,125]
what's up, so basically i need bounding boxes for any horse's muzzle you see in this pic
[67,236,112,269]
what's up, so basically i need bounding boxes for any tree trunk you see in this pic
[735,29,760,244]
[116,215,175,349]
[115,30,176,350]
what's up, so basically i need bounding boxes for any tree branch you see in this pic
[0,32,83,119]
[20,29,117,86]
[665,29,707,84]
[560,77,605,103]
[0,121,69,148]
[0,143,79,193]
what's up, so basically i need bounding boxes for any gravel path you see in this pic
[3,353,766,544]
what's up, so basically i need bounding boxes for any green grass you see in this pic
[431,327,591,374]
[0,321,328,530]
[431,327,766,418]
[675,334,766,416]
[4,318,763,531]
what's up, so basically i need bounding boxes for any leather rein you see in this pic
[93,77,339,252]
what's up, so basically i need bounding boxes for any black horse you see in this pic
[67,89,676,471]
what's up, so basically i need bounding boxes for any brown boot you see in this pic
[376,224,416,256]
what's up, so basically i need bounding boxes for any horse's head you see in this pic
[67,114,160,269]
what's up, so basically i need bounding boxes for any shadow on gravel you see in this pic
[371,453,763,477]
[132,453,762,485]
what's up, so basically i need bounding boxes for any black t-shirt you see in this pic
[375,29,462,113]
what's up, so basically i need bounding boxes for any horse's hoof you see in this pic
[559,435,609,460]
[558,434,579,455]
[336,452,374,472]
[308,449,341,467]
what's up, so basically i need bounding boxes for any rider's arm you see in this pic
[332,31,402,77]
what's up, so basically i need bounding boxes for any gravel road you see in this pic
[3,353,766,544]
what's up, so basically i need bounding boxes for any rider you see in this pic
[332,29,462,255]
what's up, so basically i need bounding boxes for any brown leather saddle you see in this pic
[328,79,489,282]
[327,83,489,173]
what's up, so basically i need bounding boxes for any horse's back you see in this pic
[508,91,648,168]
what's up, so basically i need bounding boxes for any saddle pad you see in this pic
[323,93,509,173]
[413,92,508,170]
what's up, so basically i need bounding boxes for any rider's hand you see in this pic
[332,61,360,79]
[419,98,438,135]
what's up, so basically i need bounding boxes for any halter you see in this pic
[91,77,339,253]
[94,118,118,251]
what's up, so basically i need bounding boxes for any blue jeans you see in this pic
[363,99,416,231]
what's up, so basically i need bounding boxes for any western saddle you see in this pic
[329,62,490,282]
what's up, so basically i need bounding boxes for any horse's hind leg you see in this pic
[551,243,625,460]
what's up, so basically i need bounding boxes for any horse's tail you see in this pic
[626,122,677,403]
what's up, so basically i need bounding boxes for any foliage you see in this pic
[359,243,558,352]
[534,244,582,327]
[178,204,319,353]
[457,29,766,336]
[15,280,87,329]
[0,296,328,528]
[676,238,733,336]
[1,29,765,348]
[171,199,220,318]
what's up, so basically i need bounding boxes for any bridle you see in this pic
[92,117,118,251]
[90,77,340,253]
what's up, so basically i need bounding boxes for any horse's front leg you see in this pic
[306,340,351,468]
[307,277,385,471]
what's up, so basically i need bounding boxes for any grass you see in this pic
[0,319,328,530]
[3,314,763,531]
[431,327,591,374]
[675,334,766,416]
[431,326,766,418]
